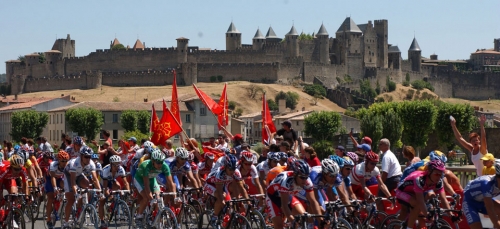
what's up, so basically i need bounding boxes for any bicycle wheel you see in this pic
[78,205,100,229]
[156,207,178,229]
[8,208,27,229]
[331,218,353,229]
[246,209,266,229]
[109,200,131,229]
[343,215,362,229]
[190,198,204,215]
[197,210,216,229]
[32,194,43,220]
[370,211,388,229]
[21,204,33,224]
[430,219,453,229]
[378,214,399,229]
[386,220,403,229]
[179,204,199,229]
[228,213,252,229]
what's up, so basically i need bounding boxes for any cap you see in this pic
[274,135,284,140]
[357,144,371,152]
[362,137,372,145]
[481,153,495,161]
[336,146,345,151]
[233,134,243,141]
[128,137,137,143]
[281,120,292,127]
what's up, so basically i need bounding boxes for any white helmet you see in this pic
[109,155,122,163]
[175,147,189,159]
[321,159,340,176]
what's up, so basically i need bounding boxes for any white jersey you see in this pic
[101,164,126,180]
[349,162,381,186]
[212,156,226,173]
[237,164,259,179]
[49,161,66,178]
[65,157,96,177]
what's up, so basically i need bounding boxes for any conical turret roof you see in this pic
[287,25,298,36]
[266,26,278,39]
[112,38,120,46]
[388,45,401,53]
[317,24,329,36]
[226,22,240,34]
[409,37,421,51]
[133,39,144,50]
[336,17,362,33]
[253,28,265,39]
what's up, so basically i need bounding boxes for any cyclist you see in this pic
[204,154,250,226]
[133,149,177,228]
[257,152,280,187]
[238,151,264,195]
[11,148,38,190]
[163,147,200,190]
[62,146,101,229]
[65,136,84,159]
[395,160,451,229]
[267,155,296,185]
[0,155,29,197]
[349,151,391,200]
[91,153,103,180]
[266,159,323,229]
[45,151,69,229]
[197,152,215,182]
[98,155,129,229]
[462,162,500,229]
[187,152,202,188]
[328,155,354,204]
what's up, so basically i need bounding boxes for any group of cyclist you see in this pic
[1,115,499,229]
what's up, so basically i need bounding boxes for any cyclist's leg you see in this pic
[266,194,284,229]
[45,177,56,222]
[135,177,153,215]
[462,195,486,229]
[63,174,75,223]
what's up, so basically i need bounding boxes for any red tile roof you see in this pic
[0,99,53,111]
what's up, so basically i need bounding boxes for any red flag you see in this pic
[151,100,183,145]
[171,70,182,127]
[150,104,162,144]
[217,83,228,129]
[193,84,223,115]
[262,93,277,144]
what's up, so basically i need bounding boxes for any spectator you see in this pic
[377,138,401,210]
[231,134,244,159]
[356,143,371,155]
[269,144,280,153]
[217,134,228,149]
[102,130,113,147]
[163,140,175,158]
[402,146,420,166]
[303,147,320,167]
[276,120,298,153]
[40,137,54,153]
[349,130,373,149]
[274,135,284,146]
[481,153,495,175]
[451,114,487,176]
[258,146,269,164]
[335,146,346,157]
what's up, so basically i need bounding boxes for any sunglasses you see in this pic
[178,158,187,161]
[298,176,309,180]
[243,162,252,166]
[112,163,120,167]
[344,167,352,171]
[12,167,21,172]
[153,160,163,164]
[60,160,69,163]
[83,156,92,159]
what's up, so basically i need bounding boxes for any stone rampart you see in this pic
[196,63,278,83]
[23,71,101,93]
[278,63,302,80]
[102,70,174,87]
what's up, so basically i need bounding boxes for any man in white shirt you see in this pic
[377,138,402,209]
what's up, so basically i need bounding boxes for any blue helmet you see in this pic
[73,136,84,145]
[344,158,355,167]
[292,160,310,176]
[267,152,279,161]
[277,152,288,160]
[329,155,345,168]
[223,154,238,170]
[91,153,99,159]
[13,145,20,151]
[222,148,231,155]
[429,151,447,163]
[79,146,93,156]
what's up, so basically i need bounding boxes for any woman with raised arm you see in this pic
[450,114,487,176]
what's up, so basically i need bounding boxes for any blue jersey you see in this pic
[167,159,191,177]
[400,161,425,183]
[464,175,500,202]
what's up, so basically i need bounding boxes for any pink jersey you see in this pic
[397,171,443,194]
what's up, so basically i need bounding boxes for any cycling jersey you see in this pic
[203,166,243,198]
[211,156,225,173]
[46,161,65,193]
[238,163,259,195]
[349,162,380,186]
[101,164,126,181]
[190,161,198,174]
[463,175,500,224]
[266,165,287,185]
[65,145,79,159]
[0,164,28,183]
[49,161,65,179]
[266,171,313,218]
[198,161,213,176]
[65,157,96,177]
[237,164,259,179]
[168,160,191,177]
[133,160,171,193]
[400,160,426,182]
[396,171,444,205]
[257,160,272,174]
[37,157,52,177]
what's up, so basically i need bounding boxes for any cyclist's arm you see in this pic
[23,177,29,196]
[442,177,456,196]
[415,191,428,216]
[376,176,391,197]
[103,179,109,194]
[484,196,500,228]
[306,190,323,216]
[164,174,177,197]
[258,171,266,188]
[437,189,450,209]
[360,176,372,198]
[253,177,264,194]
[69,171,77,193]
[280,191,294,221]
[31,156,43,178]
[336,185,351,205]
[237,180,250,199]
[186,171,199,188]
[91,171,101,190]
[122,177,130,191]
[49,171,58,189]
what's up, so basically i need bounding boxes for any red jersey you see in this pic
[0,165,29,183]
[37,158,53,176]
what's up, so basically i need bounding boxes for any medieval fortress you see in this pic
[5,18,500,101]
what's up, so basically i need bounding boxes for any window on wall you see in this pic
[56,114,59,124]
[50,131,52,141]
[113,130,118,140]
[186,114,191,123]
[49,115,51,124]
[200,107,207,116]
[60,114,63,123]
[112,114,118,123]
[102,114,105,123]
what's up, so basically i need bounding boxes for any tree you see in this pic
[210,76,217,82]
[381,108,403,149]
[267,99,279,111]
[275,91,300,110]
[246,85,264,99]
[343,107,357,118]
[10,110,49,141]
[375,80,381,95]
[121,130,149,143]
[37,52,46,63]
[434,102,476,149]
[228,101,237,110]
[17,55,25,65]
[66,108,104,140]
[120,110,138,132]
[311,140,335,160]
[411,80,434,91]
[111,44,126,50]
[399,100,437,154]
[312,94,322,105]
[304,111,342,141]
[217,75,223,82]
[303,84,326,98]
[360,112,383,151]
[233,108,243,118]
[386,76,396,92]
[360,79,377,99]
[137,110,151,134]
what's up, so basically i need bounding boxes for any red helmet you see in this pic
[365,151,379,162]
[57,151,70,161]
[241,151,254,162]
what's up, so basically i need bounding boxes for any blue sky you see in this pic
[1,0,499,74]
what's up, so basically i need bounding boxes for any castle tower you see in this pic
[494,38,500,52]
[252,28,265,50]
[44,50,62,76]
[265,26,281,44]
[317,23,330,64]
[285,25,299,57]
[374,20,388,68]
[335,17,362,64]
[388,45,401,69]
[51,34,75,58]
[225,22,241,50]
[133,39,145,50]
[176,37,189,63]
[110,38,120,49]
[408,37,422,72]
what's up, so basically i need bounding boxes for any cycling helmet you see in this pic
[222,148,231,155]
[428,151,448,163]
[427,160,446,172]
[267,152,279,161]
[365,151,379,162]
[15,149,28,161]
[175,147,189,159]
[13,145,20,151]
[241,151,254,162]
[143,141,155,153]
[73,136,83,145]
[204,152,215,160]
[344,158,355,167]
[495,162,500,176]
[109,155,122,163]
[57,151,70,161]
[151,149,166,162]
[321,159,340,176]
[42,151,53,159]
[278,152,288,160]
[346,152,358,164]
[188,152,195,161]
[91,153,99,159]
[329,155,345,168]
[292,160,310,176]
[223,154,238,170]
[79,146,93,156]
[10,155,24,167]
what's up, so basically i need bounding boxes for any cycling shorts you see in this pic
[462,195,487,225]
[133,177,160,193]
[45,176,63,193]
[266,193,304,219]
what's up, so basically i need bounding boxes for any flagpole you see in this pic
[193,84,229,134]
[164,102,197,150]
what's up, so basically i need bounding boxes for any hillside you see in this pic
[11,81,345,114]
[376,84,439,102]
[442,98,500,114]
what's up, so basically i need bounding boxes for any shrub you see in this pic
[402,81,410,87]
[411,80,434,91]
[210,76,216,82]
[217,75,223,82]
[303,84,326,97]
[388,81,396,92]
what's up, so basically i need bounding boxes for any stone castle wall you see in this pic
[196,63,279,82]
[21,71,102,94]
